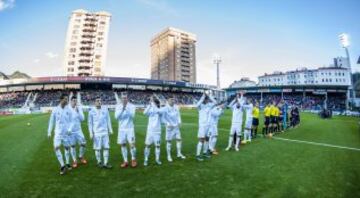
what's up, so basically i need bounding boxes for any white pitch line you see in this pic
[273,137,360,152]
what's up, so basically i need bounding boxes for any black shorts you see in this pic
[265,116,270,125]
[270,116,277,124]
[279,116,283,123]
[252,118,259,126]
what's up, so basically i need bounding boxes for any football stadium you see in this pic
[1,1,360,198]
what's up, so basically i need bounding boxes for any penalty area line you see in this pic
[273,137,360,152]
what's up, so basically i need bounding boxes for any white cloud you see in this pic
[45,52,58,59]
[33,59,40,63]
[0,0,15,11]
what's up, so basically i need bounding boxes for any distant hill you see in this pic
[0,72,9,80]
[0,71,31,80]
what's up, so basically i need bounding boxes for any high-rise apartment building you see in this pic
[150,27,196,83]
[63,9,111,76]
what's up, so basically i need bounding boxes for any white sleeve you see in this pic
[88,110,93,135]
[143,104,152,116]
[177,107,182,124]
[78,107,85,121]
[228,98,236,108]
[106,109,113,133]
[196,94,205,109]
[47,109,55,136]
[114,105,122,120]
[209,94,217,104]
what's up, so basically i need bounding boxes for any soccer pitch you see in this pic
[0,110,359,197]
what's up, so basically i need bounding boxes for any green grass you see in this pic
[0,110,359,197]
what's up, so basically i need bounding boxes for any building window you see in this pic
[69,48,76,53]
[68,61,75,66]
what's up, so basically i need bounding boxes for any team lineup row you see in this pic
[47,91,299,175]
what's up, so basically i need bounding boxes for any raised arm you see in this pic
[106,109,113,134]
[208,94,217,104]
[228,98,236,108]
[128,104,136,119]
[47,109,55,137]
[177,106,182,125]
[78,107,85,121]
[88,110,94,138]
[196,93,206,109]
[143,103,153,116]
[114,105,122,120]
[237,94,245,106]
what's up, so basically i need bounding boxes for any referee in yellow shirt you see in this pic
[263,103,271,136]
[252,102,260,138]
[269,101,277,134]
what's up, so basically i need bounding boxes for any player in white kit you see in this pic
[208,103,225,155]
[162,97,186,162]
[115,94,137,168]
[226,92,245,151]
[88,97,113,169]
[243,97,254,143]
[47,94,72,175]
[195,92,216,161]
[68,96,87,168]
[143,96,165,166]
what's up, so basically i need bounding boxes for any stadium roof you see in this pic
[0,76,217,90]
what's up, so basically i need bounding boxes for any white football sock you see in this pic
[166,142,171,158]
[95,150,101,163]
[176,141,182,156]
[211,136,217,151]
[70,147,77,162]
[121,145,128,163]
[79,146,86,158]
[196,141,203,156]
[130,146,136,160]
[103,149,109,165]
[155,146,160,161]
[203,141,209,154]
[235,136,241,148]
[64,148,70,164]
[144,147,150,161]
[228,136,233,148]
[55,149,65,167]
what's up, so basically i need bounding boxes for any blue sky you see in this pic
[0,0,359,87]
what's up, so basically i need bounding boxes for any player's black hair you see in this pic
[71,96,76,100]
[59,94,68,100]
[203,95,209,103]
[154,98,160,108]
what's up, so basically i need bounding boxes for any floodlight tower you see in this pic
[339,33,354,109]
[213,54,222,89]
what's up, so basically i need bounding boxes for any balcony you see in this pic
[78,59,92,63]
[84,23,97,27]
[78,66,92,70]
[84,18,97,22]
[78,72,91,77]
[80,40,94,45]
[80,47,93,51]
[82,28,96,33]
[78,53,93,57]
[81,34,96,39]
